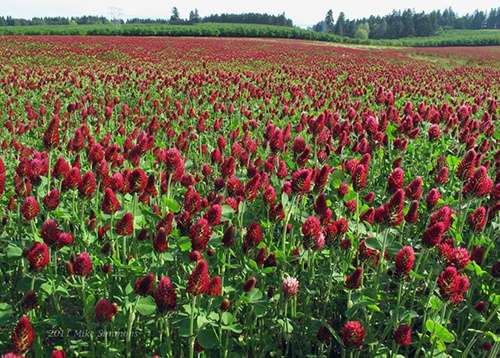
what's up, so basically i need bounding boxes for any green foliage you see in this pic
[0,23,498,47]
[312,7,500,39]
[354,22,370,40]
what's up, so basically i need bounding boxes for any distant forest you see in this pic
[0,10,293,27]
[312,7,500,39]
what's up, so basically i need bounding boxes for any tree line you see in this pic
[312,7,500,39]
[0,10,293,27]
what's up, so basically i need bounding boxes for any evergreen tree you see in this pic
[170,7,180,23]
[442,7,456,27]
[189,9,200,23]
[486,9,497,28]
[325,10,334,33]
[471,10,486,29]
[401,9,415,36]
[370,18,387,38]
[335,12,346,36]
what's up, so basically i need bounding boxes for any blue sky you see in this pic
[2,0,499,27]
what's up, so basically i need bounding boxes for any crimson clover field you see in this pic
[0,36,498,357]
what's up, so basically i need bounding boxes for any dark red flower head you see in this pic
[245,173,261,201]
[128,168,148,194]
[40,219,60,246]
[352,164,367,192]
[468,206,487,232]
[21,290,38,311]
[315,164,331,192]
[405,176,423,201]
[115,212,134,236]
[384,189,405,226]
[225,154,240,176]
[56,232,74,248]
[387,167,404,192]
[43,115,60,149]
[338,182,349,197]
[73,252,93,277]
[43,189,60,211]
[364,191,375,203]
[208,276,222,297]
[204,204,222,226]
[457,149,476,181]
[446,247,470,269]
[394,246,415,276]
[53,157,70,179]
[340,321,365,347]
[102,188,121,215]
[405,200,419,224]
[429,205,453,231]
[95,299,118,322]
[220,298,231,311]
[190,217,212,252]
[435,166,449,185]
[21,196,40,221]
[263,185,276,206]
[345,267,363,289]
[474,300,488,313]
[437,266,469,304]
[184,186,201,214]
[301,215,321,239]
[187,260,210,296]
[154,276,177,312]
[222,225,236,247]
[314,193,329,218]
[12,315,34,353]
[62,166,81,190]
[79,171,96,198]
[25,242,50,271]
[292,136,307,154]
[243,276,257,292]
[164,148,185,179]
[135,273,156,296]
[428,124,440,140]
[471,245,485,265]
[51,348,67,358]
[426,188,441,208]
[422,222,445,247]
[394,324,412,346]
[153,228,169,253]
[244,223,263,250]
[464,166,493,197]
[291,168,313,194]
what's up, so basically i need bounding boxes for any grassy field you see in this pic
[378,29,500,47]
[0,23,499,47]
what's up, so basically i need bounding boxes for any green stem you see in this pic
[126,297,139,357]
[165,316,172,357]
[414,267,438,357]
[281,195,296,257]
[283,299,289,354]
[395,281,403,324]
[189,295,197,358]
[166,173,173,199]
[47,150,52,217]
[461,308,497,358]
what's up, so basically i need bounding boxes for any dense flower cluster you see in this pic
[0,36,497,357]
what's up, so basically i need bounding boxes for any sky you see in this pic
[2,0,499,27]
